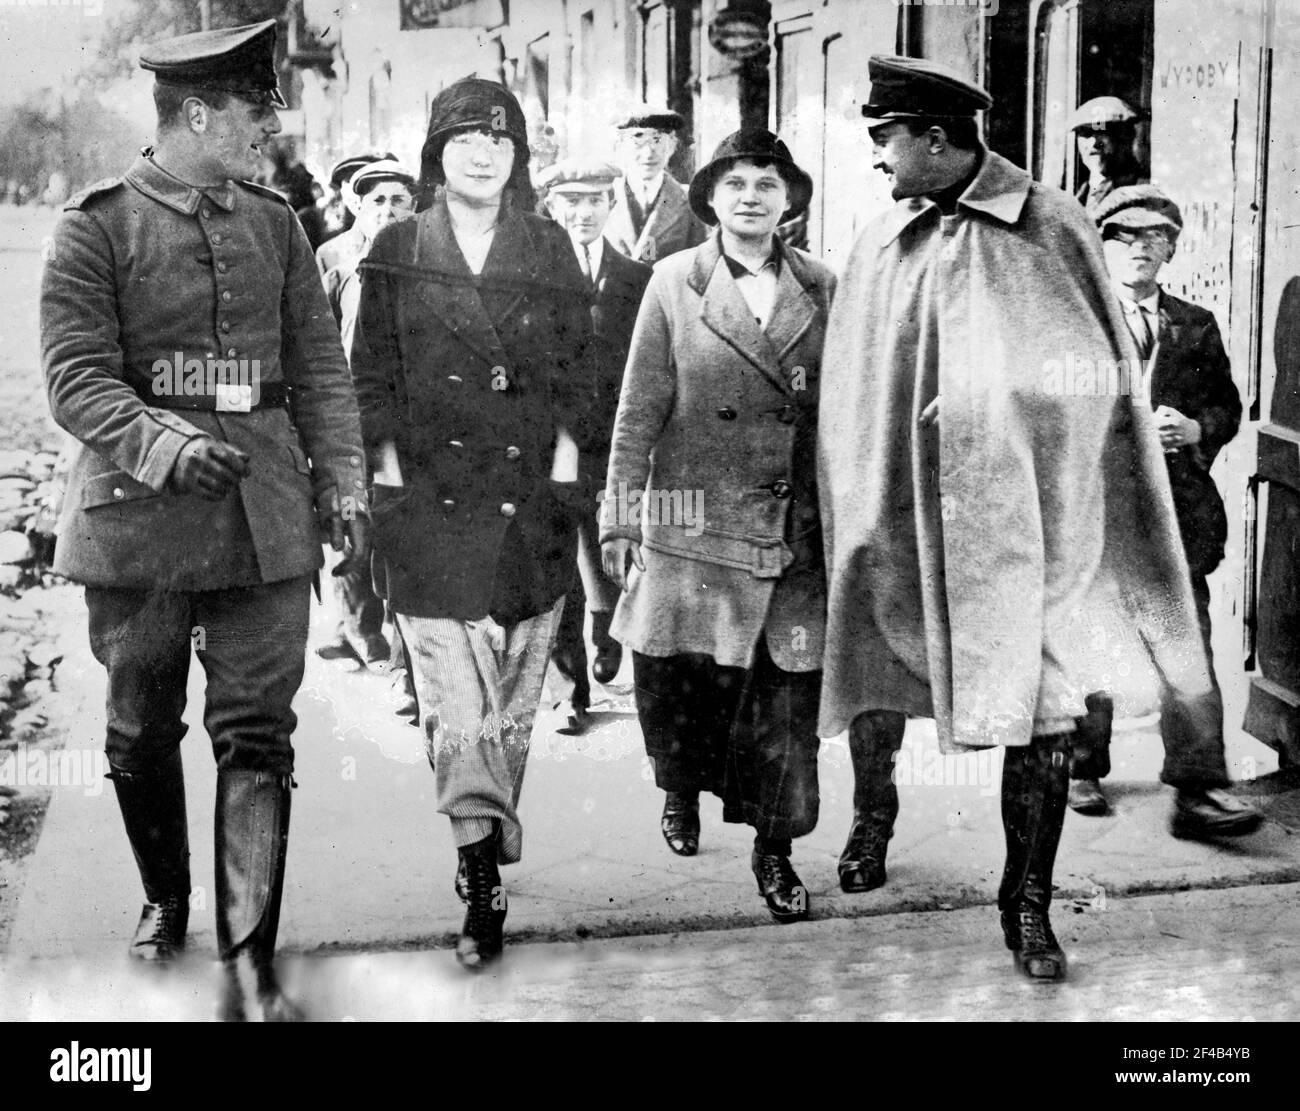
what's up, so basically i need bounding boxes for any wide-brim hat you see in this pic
[860,54,991,126]
[687,129,813,226]
[418,76,533,206]
[1094,183,1182,240]
[139,19,286,109]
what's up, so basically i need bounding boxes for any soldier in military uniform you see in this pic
[39,20,368,1021]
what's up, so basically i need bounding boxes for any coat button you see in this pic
[447,375,463,383]
[112,487,124,499]
[217,261,229,273]
[210,233,222,245]
[448,439,464,449]
[220,321,231,333]
[499,502,517,519]
[717,407,737,420]
[505,446,521,461]
[227,348,237,357]
[776,405,797,424]
[221,290,231,302]
[442,498,456,510]
[771,480,792,498]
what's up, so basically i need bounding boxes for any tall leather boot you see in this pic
[214,769,303,1021]
[590,609,623,684]
[998,734,1071,982]
[840,710,906,892]
[456,824,507,971]
[108,751,191,961]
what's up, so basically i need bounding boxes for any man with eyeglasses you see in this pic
[40,20,368,1020]
[1066,184,1263,838]
[605,105,706,264]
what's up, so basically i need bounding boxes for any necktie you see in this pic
[1127,305,1154,361]
[584,245,597,291]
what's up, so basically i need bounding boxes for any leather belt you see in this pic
[141,381,292,412]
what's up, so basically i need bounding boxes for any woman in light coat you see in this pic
[601,130,833,922]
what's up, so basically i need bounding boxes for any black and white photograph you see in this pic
[0,0,1295,1051]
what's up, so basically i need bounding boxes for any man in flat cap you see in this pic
[605,105,706,264]
[40,19,368,1021]
[1071,95,1147,216]
[818,55,1224,982]
[1065,185,1262,836]
[539,156,653,731]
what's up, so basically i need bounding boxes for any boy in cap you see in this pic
[1071,95,1147,215]
[1067,184,1262,836]
[40,19,368,1020]
[316,152,396,276]
[605,105,706,264]
[818,55,1224,981]
[539,156,653,731]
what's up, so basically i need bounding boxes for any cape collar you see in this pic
[876,146,1031,245]
[125,151,238,216]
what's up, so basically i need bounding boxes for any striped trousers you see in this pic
[396,599,563,863]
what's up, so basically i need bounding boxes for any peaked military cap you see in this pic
[537,157,621,194]
[349,158,416,196]
[861,54,992,125]
[139,19,286,109]
[615,105,685,132]
[1094,183,1183,241]
[1069,96,1140,133]
[329,152,397,189]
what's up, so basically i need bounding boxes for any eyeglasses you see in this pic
[445,131,515,155]
[620,130,669,149]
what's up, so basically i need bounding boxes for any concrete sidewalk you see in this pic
[5,585,1299,962]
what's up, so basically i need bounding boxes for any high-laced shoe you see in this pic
[129,895,189,962]
[1002,901,1067,981]
[751,850,810,924]
[838,819,889,893]
[660,791,700,856]
[456,837,507,970]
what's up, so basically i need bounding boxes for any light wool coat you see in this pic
[600,233,834,672]
[817,148,1214,749]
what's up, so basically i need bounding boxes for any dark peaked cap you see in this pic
[861,54,992,124]
[139,19,287,109]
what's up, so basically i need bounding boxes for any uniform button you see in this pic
[776,405,797,424]
[349,456,360,467]
[221,290,231,302]
[112,487,124,500]
[227,348,237,357]
[504,446,521,461]
[448,439,464,449]
[211,232,223,244]
[447,374,463,383]
[717,407,737,420]
[220,321,231,333]
[499,502,517,519]
[442,498,457,510]
[217,261,229,273]
[771,480,792,498]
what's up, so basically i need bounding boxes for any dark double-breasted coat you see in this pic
[40,154,365,591]
[1147,289,1241,577]
[598,233,835,673]
[350,197,597,624]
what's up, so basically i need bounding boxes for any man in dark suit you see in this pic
[540,157,653,732]
[1069,185,1262,838]
[39,21,369,1019]
[604,106,707,264]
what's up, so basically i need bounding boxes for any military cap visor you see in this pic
[140,19,287,109]
[861,54,992,125]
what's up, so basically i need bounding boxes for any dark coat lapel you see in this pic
[411,200,509,369]
[764,242,817,364]
[1149,291,1183,401]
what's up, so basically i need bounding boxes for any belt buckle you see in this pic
[214,382,253,413]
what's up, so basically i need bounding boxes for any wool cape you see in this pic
[816,148,1215,750]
